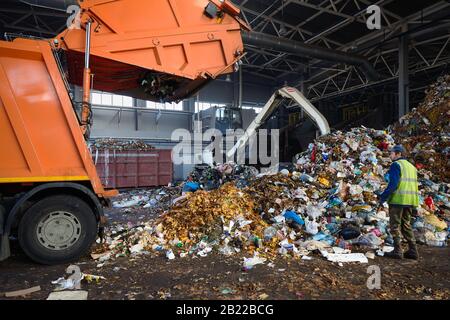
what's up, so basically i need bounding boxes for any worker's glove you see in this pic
[374,190,385,204]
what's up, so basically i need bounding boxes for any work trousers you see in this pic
[389,206,416,244]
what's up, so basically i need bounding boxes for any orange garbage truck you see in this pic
[0,0,248,264]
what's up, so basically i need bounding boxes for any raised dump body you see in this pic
[56,0,249,102]
[0,0,248,264]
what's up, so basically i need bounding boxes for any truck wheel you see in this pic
[18,195,97,265]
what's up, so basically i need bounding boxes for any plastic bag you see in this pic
[340,143,349,154]
[424,213,447,230]
[312,232,335,245]
[300,174,314,183]
[357,233,382,248]
[284,210,304,225]
[349,185,363,196]
[243,256,266,270]
[306,205,322,219]
[341,226,361,240]
[166,250,175,260]
[326,197,343,208]
[183,182,200,193]
[305,219,319,235]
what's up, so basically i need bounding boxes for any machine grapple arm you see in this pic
[227,87,331,158]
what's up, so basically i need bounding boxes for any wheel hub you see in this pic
[37,211,81,250]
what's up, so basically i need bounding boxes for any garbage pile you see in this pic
[140,73,178,101]
[392,75,450,183]
[184,163,259,191]
[95,184,264,261]
[92,77,449,267]
[91,138,155,151]
[293,126,449,249]
[112,186,182,214]
[94,124,448,266]
[159,183,268,256]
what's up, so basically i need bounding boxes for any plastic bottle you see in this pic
[300,174,314,183]
[254,237,263,248]
[263,226,277,241]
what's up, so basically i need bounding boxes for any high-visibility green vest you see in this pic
[389,159,420,207]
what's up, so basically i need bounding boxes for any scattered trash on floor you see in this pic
[51,265,105,291]
[47,291,88,300]
[3,286,41,298]
[322,252,369,264]
[243,255,267,270]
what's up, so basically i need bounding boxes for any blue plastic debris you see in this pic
[325,223,340,235]
[312,232,336,245]
[284,210,304,225]
[326,197,343,208]
[183,181,200,193]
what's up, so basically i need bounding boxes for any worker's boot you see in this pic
[385,238,403,259]
[404,242,419,260]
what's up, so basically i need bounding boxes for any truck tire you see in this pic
[18,195,97,265]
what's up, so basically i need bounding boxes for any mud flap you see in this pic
[0,206,10,261]
[0,234,10,261]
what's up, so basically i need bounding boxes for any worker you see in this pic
[378,145,420,260]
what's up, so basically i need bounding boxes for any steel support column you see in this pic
[183,98,196,132]
[233,71,240,108]
[299,74,306,94]
[133,98,139,131]
[398,24,409,119]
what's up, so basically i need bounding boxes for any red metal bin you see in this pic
[92,149,172,189]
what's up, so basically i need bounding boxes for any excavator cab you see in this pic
[215,107,243,134]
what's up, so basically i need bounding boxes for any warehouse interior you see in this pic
[1,0,448,160]
[0,0,449,302]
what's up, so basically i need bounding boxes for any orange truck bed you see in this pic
[0,38,111,197]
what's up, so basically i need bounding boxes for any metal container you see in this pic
[92,149,172,188]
